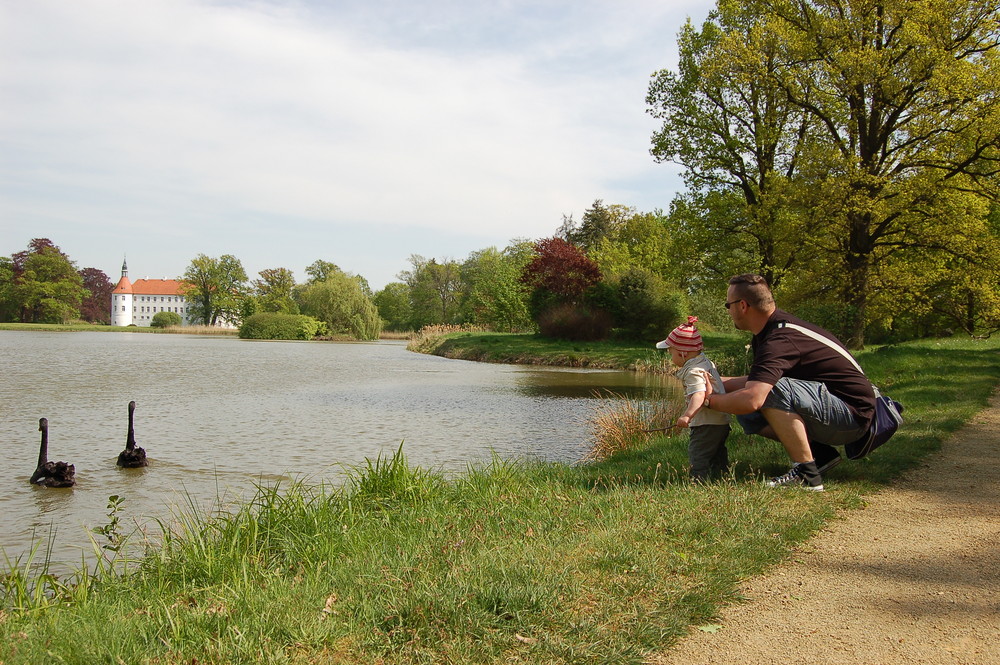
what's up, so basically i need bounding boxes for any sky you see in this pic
[1,0,713,291]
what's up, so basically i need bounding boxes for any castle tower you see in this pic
[111,257,134,326]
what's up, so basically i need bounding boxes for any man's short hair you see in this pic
[729,273,775,310]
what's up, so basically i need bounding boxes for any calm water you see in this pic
[0,331,675,569]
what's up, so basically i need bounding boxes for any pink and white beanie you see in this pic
[656,316,703,352]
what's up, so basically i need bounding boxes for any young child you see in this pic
[656,316,731,481]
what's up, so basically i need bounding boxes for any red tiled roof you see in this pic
[112,278,186,296]
[131,279,185,296]
[112,276,132,294]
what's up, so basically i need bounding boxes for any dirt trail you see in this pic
[651,392,1000,665]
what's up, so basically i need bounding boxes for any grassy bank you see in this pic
[408,329,753,375]
[2,337,998,664]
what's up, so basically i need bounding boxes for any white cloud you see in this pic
[1,0,710,287]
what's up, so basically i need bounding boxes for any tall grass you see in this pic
[583,392,684,462]
[1,336,998,664]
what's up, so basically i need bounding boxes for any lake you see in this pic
[0,331,676,569]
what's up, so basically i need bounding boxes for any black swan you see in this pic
[30,418,76,488]
[116,400,148,468]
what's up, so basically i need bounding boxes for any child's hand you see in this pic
[675,415,691,429]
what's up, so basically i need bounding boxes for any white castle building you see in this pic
[111,259,194,327]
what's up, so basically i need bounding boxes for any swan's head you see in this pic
[38,417,47,431]
[129,400,137,410]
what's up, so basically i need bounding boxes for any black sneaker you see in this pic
[767,462,825,491]
[810,442,842,476]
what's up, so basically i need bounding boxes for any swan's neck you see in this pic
[127,412,136,450]
[37,428,48,467]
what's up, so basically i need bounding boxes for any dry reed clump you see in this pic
[159,324,237,335]
[378,331,413,340]
[582,392,684,462]
[406,324,491,352]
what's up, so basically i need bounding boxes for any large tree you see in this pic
[398,255,463,328]
[0,257,16,322]
[373,282,414,331]
[460,243,533,332]
[650,0,1000,346]
[647,1,816,289]
[296,270,382,340]
[561,200,633,253]
[13,244,86,323]
[767,0,1000,346]
[79,267,113,324]
[304,260,341,284]
[587,208,677,282]
[253,267,298,314]
[181,254,249,326]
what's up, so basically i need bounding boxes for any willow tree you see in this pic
[296,270,382,340]
[757,0,1000,346]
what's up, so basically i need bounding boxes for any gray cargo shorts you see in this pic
[737,377,867,446]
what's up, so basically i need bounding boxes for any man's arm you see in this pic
[721,376,748,392]
[706,380,772,415]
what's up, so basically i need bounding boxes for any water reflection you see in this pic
[0,331,676,569]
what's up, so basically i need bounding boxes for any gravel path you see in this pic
[650,391,1000,665]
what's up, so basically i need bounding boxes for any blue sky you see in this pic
[1,0,713,290]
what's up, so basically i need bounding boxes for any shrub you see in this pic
[595,269,686,341]
[522,237,604,325]
[150,311,182,328]
[536,303,612,341]
[239,312,323,340]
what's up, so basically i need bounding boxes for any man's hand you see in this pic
[696,368,714,396]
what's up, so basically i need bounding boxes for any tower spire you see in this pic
[122,255,128,277]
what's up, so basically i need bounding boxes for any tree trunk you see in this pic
[843,211,872,349]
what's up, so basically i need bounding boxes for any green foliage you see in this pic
[252,267,298,314]
[0,256,18,322]
[296,270,382,340]
[588,209,677,282]
[398,255,464,328]
[647,4,812,290]
[460,244,533,332]
[562,199,625,252]
[150,311,182,328]
[304,259,341,284]
[649,0,1000,347]
[12,243,86,324]
[593,269,686,341]
[373,282,414,331]
[181,254,249,326]
[238,312,323,340]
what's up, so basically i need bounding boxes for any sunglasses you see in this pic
[724,299,743,309]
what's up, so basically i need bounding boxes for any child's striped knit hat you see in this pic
[656,316,703,352]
